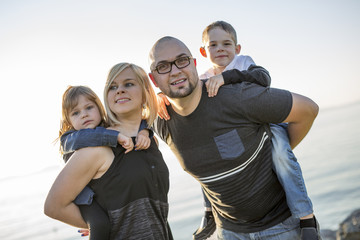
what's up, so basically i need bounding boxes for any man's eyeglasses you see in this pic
[153,56,193,74]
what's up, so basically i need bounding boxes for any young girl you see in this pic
[54,85,151,239]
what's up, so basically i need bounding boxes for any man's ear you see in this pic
[200,47,207,58]
[193,58,197,67]
[235,44,241,54]
[148,73,158,87]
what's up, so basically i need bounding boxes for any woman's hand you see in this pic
[78,229,89,237]
[157,92,170,120]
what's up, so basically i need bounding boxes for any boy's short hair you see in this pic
[202,21,238,46]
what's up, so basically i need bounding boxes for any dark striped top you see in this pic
[154,82,292,233]
[89,138,173,240]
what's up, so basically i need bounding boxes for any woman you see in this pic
[44,63,172,239]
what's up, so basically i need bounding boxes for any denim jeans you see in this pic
[270,123,313,218]
[217,215,300,240]
[202,124,313,218]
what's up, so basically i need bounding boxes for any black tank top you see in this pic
[89,138,173,240]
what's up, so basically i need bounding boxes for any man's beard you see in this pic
[166,80,196,98]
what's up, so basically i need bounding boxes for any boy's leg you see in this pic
[193,188,216,240]
[270,123,314,218]
[270,123,321,239]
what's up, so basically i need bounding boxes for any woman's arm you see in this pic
[44,147,111,228]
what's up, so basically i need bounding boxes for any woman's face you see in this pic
[107,67,143,118]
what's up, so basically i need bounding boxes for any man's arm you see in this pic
[61,127,118,154]
[283,92,319,149]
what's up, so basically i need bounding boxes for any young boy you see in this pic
[194,20,320,240]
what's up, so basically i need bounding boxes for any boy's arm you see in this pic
[221,65,271,87]
[61,127,119,154]
[205,65,271,97]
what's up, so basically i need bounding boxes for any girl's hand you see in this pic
[78,229,89,237]
[205,74,224,97]
[135,130,151,150]
[117,133,134,153]
[157,92,170,120]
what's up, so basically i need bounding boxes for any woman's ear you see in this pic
[200,47,207,58]
[148,73,158,87]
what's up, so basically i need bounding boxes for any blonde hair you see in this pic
[104,63,158,127]
[202,21,238,46]
[58,85,107,153]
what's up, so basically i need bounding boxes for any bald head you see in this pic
[149,36,192,70]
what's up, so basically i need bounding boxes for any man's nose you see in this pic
[169,63,182,75]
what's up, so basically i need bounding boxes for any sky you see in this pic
[0,0,359,178]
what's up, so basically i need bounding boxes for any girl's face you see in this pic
[69,95,102,130]
[107,67,143,118]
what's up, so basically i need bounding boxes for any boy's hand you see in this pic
[117,133,134,153]
[135,129,151,150]
[78,229,89,237]
[205,74,224,97]
[157,92,171,120]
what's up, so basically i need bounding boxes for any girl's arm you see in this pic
[44,147,110,228]
[61,127,118,154]
[61,120,152,154]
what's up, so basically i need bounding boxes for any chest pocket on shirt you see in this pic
[214,129,245,160]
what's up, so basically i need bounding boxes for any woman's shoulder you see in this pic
[72,146,113,164]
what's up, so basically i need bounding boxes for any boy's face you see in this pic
[202,27,240,70]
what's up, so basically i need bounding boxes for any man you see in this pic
[62,36,319,239]
[148,36,318,239]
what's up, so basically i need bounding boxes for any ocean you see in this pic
[1,102,359,240]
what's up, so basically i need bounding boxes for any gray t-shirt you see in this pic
[154,81,293,233]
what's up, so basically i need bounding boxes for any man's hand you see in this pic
[205,74,224,97]
[135,129,151,150]
[117,133,134,153]
[157,92,170,120]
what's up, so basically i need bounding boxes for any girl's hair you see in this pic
[59,85,108,139]
[104,63,158,127]
[202,20,238,46]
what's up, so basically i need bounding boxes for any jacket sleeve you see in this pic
[221,65,271,87]
[60,127,119,154]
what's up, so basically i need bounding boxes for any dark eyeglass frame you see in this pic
[152,56,193,74]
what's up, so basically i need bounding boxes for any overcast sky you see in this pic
[1,0,359,178]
